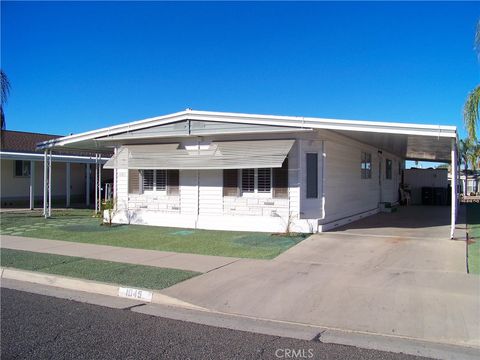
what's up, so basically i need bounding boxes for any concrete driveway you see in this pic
[163,206,480,348]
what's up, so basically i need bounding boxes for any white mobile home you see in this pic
[37,109,459,235]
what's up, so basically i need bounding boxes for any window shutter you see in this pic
[128,169,141,194]
[273,158,288,198]
[223,169,239,196]
[167,170,180,195]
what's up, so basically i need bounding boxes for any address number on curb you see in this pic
[118,287,153,302]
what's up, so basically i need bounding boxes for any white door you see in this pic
[301,140,324,219]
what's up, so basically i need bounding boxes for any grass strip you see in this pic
[467,204,480,275]
[0,210,307,259]
[0,249,200,290]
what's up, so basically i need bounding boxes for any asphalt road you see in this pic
[1,288,430,360]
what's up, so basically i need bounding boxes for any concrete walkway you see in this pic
[162,206,480,348]
[0,235,240,273]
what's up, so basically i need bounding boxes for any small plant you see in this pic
[101,198,116,226]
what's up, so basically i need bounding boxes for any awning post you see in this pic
[43,150,47,216]
[86,164,90,207]
[99,158,102,211]
[29,160,35,210]
[66,162,71,208]
[94,154,98,214]
[48,150,52,217]
[450,139,457,239]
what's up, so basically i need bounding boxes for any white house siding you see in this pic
[199,170,223,216]
[110,131,405,233]
[319,131,402,230]
[112,138,305,232]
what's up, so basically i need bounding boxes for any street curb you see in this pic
[2,268,479,360]
[0,267,207,311]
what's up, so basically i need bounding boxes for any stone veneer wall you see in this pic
[223,196,290,218]
[127,193,181,214]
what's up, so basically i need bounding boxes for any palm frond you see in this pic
[476,19,480,56]
[0,70,10,106]
[464,85,480,141]
[0,107,4,130]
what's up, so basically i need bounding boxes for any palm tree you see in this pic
[470,143,480,193]
[1,70,11,130]
[463,20,480,141]
[459,138,473,194]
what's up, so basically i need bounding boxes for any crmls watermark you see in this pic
[274,348,314,358]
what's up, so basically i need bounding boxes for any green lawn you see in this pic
[0,210,307,259]
[467,204,480,275]
[1,249,199,290]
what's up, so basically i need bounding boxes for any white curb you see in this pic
[0,267,207,311]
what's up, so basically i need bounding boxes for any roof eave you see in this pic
[36,109,458,150]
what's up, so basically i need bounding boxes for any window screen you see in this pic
[242,169,255,193]
[156,170,167,190]
[257,168,271,193]
[223,169,239,196]
[273,158,288,198]
[15,160,31,177]
[386,159,392,180]
[143,170,154,191]
[306,153,318,198]
[167,170,180,196]
[361,152,372,179]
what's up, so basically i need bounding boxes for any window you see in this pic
[242,169,255,193]
[223,169,239,196]
[15,160,31,177]
[386,159,392,180]
[361,152,372,179]
[257,168,271,193]
[272,158,288,198]
[155,170,167,191]
[143,170,154,191]
[306,153,318,198]
[142,170,168,192]
[241,168,272,194]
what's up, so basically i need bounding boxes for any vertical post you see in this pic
[450,139,457,239]
[43,150,47,216]
[48,150,52,217]
[66,162,71,207]
[30,161,35,210]
[113,148,117,204]
[94,154,98,214]
[457,156,460,218]
[99,157,102,210]
[86,163,90,207]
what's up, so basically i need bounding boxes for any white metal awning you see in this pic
[103,139,295,170]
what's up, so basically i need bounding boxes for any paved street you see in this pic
[1,288,429,360]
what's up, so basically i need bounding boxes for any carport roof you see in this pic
[36,109,457,162]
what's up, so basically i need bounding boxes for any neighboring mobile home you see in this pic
[0,130,111,208]
[36,109,459,235]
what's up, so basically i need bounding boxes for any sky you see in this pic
[1,1,479,147]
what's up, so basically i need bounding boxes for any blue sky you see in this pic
[1,1,479,143]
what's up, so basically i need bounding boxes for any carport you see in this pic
[327,123,459,238]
